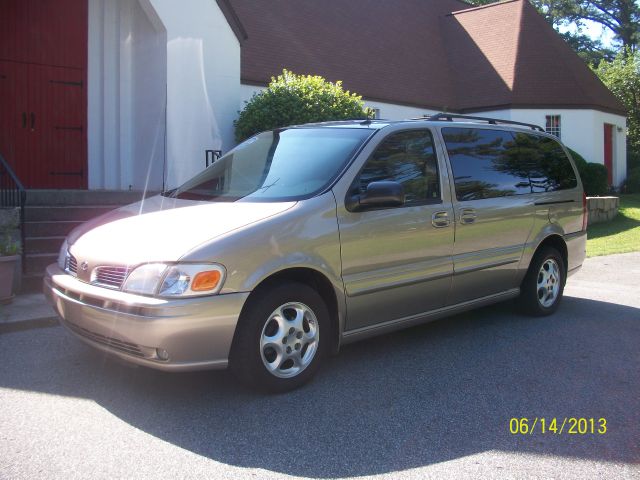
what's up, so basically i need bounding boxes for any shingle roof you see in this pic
[230,0,626,115]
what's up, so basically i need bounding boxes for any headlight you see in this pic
[122,263,226,297]
[57,239,69,270]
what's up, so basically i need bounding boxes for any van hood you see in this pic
[68,195,296,265]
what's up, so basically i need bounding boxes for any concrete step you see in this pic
[25,205,118,222]
[20,274,45,294]
[24,253,57,274]
[24,220,84,237]
[25,236,66,254]
[25,189,156,206]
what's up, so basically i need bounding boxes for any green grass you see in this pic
[587,194,640,257]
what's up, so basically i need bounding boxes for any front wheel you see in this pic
[520,246,566,316]
[231,282,329,392]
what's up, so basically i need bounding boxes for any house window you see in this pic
[545,115,561,138]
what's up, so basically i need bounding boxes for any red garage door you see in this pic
[0,0,87,189]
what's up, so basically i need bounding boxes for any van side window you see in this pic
[442,128,526,201]
[357,130,440,205]
[513,133,577,192]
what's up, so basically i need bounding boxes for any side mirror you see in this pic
[347,181,405,211]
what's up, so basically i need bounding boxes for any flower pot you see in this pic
[0,255,20,304]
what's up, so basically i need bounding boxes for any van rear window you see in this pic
[442,128,577,201]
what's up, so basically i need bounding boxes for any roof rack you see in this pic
[416,113,545,132]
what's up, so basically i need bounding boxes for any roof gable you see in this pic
[230,0,626,115]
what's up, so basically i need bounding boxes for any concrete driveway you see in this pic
[1,253,639,479]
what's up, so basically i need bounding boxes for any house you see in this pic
[0,0,628,194]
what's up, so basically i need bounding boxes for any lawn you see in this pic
[587,194,640,257]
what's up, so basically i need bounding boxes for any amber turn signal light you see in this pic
[191,270,222,291]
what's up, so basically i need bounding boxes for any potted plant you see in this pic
[0,230,21,304]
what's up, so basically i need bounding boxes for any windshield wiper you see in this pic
[256,177,280,193]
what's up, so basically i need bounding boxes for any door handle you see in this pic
[30,112,35,131]
[431,211,451,228]
[459,208,477,224]
[22,112,27,129]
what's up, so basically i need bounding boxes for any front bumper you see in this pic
[44,264,250,371]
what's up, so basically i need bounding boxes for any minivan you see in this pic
[45,114,587,392]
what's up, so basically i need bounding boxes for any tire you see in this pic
[230,282,329,393]
[520,246,566,316]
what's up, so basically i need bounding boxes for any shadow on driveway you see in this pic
[1,295,639,477]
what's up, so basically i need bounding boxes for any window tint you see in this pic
[356,130,440,205]
[513,133,577,192]
[442,128,577,201]
[442,128,527,201]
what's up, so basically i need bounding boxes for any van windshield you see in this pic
[167,128,373,202]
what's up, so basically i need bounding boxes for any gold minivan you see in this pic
[45,114,587,391]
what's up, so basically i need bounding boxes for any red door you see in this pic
[28,64,86,187]
[0,0,87,189]
[0,61,30,181]
[603,124,613,187]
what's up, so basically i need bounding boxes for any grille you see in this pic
[66,321,145,358]
[92,266,131,289]
[66,254,78,276]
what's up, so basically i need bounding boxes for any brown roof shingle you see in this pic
[230,0,626,115]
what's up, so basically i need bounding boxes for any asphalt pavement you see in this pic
[0,253,639,479]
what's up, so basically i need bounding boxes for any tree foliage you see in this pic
[559,31,615,66]
[234,70,371,142]
[595,49,640,154]
[560,0,640,51]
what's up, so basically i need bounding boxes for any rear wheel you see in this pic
[520,246,566,316]
[231,282,328,392]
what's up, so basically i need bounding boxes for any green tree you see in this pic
[559,31,616,66]
[596,49,640,156]
[563,0,639,51]
[234,70,371,142]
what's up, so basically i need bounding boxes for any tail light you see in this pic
[582,192,588,231]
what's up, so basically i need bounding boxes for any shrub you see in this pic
[234,70,372,142]
[0,209,21,256]
[0,234,21,256]
[567,148,609,196]
[628,148,640,171]
[626,167,640,193]
[583,163,610,195]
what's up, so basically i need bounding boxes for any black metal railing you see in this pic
[0,153,27,270]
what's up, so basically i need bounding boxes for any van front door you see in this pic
[336,129,455,332]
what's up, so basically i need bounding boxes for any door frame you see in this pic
[603,123,614,187]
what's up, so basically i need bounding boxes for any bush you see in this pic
[583,163,610,195]
[628,148,640,171]
[626,167,640,193]
[234,70,372,142]
[567,148,609,196]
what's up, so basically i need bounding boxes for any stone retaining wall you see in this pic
[587,196,619,225]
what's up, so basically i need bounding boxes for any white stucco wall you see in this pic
[88,0,241,191]
[149,0,240,188]
[88,0,166,191]
[475,109,627,187]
